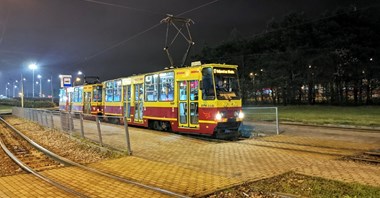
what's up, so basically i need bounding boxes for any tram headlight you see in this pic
[235,110,244,119]
[215,112,223,121]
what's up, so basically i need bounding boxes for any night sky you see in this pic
[0,0,376,97]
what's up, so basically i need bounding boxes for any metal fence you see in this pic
[12,107,132,155]
[242,107,280,136]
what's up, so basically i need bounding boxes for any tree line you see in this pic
[193,6,380,105]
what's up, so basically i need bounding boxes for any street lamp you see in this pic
[75,70,85,85]
[5,82,10,97]
[13,80,18,98]
[29,63,37,98]
[47,77,53,102]
[37,75,42,97]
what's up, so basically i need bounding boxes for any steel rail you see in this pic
[0,117,189,198]
[0,119,87,197]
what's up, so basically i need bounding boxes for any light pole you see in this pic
[47,77,53,102]
[20,75,25,107]
[76,70,84,85]
[13,80,18,98]
[29,63,37,98]
[37,75,42,97]
[5,82,10,98]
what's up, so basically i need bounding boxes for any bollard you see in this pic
[79,113,84,138]
[96,116,103,146]
[123,117,132,155]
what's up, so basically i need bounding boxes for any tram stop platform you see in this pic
[1,118,380,197]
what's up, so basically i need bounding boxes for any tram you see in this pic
[59,83,103,115]
[59,62,243,139]
[102,62,244,139]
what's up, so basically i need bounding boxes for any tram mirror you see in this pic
[199,80,203,90]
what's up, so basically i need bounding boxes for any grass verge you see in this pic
[244,105,380,127]
[206,172,380,198]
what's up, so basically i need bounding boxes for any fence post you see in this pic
[68,112,72,134]
[123,117,132,155]
[50,111,54,129]
[80,113,85,138]
[96,116,103,146]
[44,111,49,127]
[275,107,279,135]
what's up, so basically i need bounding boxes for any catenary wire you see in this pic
[78,0,223,63]
[80,0,162,16]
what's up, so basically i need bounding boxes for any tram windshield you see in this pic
[202,67,240,100]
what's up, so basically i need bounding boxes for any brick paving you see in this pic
[1,118,380,197]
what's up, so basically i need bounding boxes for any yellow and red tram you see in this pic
[59,62,244,138]
[59,83,103,115]
[101,62,244,138]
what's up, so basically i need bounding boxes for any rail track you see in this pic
[0,117,188,198]
[186,129,380,160]
[349,150,380,165]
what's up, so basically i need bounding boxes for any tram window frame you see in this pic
[159,71,174,101]
[59,89,66,103]
[113,80,122,102]
[73,87,83,103]
[105,81,114,102]
[93,86,102,102]
[145,74,158,102]
[201,67,215,100]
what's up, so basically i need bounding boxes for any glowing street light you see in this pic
[13,80,18,98]
[75,70,85,85]
[47,77,53,102]
[29,63,38,98]
[5,82,10,98]
[37,74,42,97]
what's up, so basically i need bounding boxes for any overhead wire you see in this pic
[80,0,162,16]
[78,0,223,63]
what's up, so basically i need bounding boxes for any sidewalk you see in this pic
[1,117,380,197]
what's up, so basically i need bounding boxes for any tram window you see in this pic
[105,81,114,102]
[190,80,198,101]
[159,72,174,101]
[78,87,83,102]
[93,86,102,102]
[59,89,66,103]
[113,80,122,102]
[201,68,215,100]
[73,87,82,102]
[214,68,241,100]
[145,75,158,101]
[73,88,78,102]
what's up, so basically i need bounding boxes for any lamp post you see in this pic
[29,63,37,98]
[76,70,84,85]
[20,75,25,107]
[47,77,53,102]
[13,80,18,98]
[5,82,10,98]
[37,75,42,97]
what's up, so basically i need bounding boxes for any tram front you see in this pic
[200,65,244,139]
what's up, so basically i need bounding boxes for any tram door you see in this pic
[83,91,91,114]
[178,80,199,128]
[123,85,131,121]
[134,84,143,123]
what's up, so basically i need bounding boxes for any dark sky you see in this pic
[0,0,376,96]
